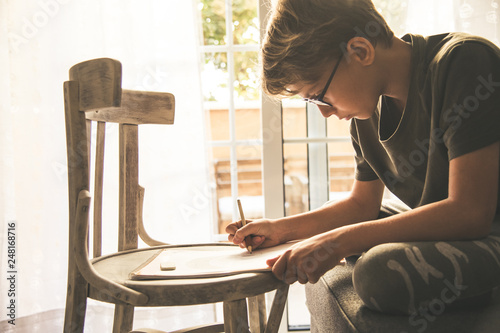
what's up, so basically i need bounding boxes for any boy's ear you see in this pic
[345,37,375,66]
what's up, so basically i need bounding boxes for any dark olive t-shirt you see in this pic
[350,33,500,212]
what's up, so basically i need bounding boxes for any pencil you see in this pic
[237,199,253,254]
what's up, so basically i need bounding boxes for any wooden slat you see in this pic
[86,119,92,173]
[132,324,225,333]
[223,299,250,333]
[69,58,122,111]
[248,294,267,333]
[169,323,225,333]
[264,284,289,333]
[85,119,92,257]
[137,186,168,247]
[93,121,105,258]
[119,124,139,251]
[113,304,134,333]
[85,89,175,125]
[63,80,89,333]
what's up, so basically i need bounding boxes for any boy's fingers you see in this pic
[227,219,257,245]
[270,254,287,281]
[266,255,280,267]
[249,235,265,249]
[234,224,253,243]
[225,221,242,234]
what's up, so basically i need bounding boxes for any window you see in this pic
[198,0,265,237]
[197,0,359,330]
[197,0,499,330]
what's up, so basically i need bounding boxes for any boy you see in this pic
[226,0,500,324]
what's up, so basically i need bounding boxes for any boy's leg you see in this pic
[306,199,500,329]
[352,231,500,315]
[304,199,410,331]
[352,199,500,315]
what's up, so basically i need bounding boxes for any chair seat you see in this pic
[91,243,284,307]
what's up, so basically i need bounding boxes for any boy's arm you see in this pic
[229,178,385,247]
[268,142,499,284]
[275,177,385,242]
[343,141,500,255]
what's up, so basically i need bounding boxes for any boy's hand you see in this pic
[226,218,282,250]
[266,230,347,284]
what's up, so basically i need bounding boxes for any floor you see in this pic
[0,301,219,333]
[0,288,311,332]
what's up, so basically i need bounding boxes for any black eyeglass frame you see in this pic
[302,56,343,107]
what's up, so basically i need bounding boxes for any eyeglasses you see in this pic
[302,56,343,107]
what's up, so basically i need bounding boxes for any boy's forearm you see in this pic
[276,195,381,242]
[340,198,493,256]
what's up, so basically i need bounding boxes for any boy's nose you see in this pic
[318,105,336,118]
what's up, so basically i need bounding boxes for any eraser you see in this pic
[160,261,176,271]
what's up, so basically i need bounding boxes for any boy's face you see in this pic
[290,54,382,121]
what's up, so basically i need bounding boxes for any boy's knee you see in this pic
[353,243,412,314]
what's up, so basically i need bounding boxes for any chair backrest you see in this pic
[64,58,175,257]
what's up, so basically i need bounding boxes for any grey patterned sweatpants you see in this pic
[352,199,500,316]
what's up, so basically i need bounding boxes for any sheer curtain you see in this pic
[0,0,214,326]
[387,0,499,42]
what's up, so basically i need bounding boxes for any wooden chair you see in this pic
[63,58,289,333]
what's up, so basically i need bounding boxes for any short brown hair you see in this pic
[261,0,394,97]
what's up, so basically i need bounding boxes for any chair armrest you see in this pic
[85,89,175,125]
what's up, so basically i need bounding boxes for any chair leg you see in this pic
[248,294,267,333]
[64,268,88,333]
[223,299,250,333]
[113,303,135,333]
[265,284,289,333]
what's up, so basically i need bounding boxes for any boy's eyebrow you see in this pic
[300,82,321,99]
[288,81,321,98]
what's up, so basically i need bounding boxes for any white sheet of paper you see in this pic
[129,242,295,280]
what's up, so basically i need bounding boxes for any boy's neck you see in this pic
[378,36,413,113]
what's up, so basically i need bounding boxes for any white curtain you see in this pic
[0,0,213,325]
[405,0,499,43]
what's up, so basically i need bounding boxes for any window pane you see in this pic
[235,107,261,140]
[232,0,259,45]
[283,99,307,139]
[236,144,262,164]
[236,145,264,222]
[328,142,355,200]
[208,107,230,141]
[326,116,350,137]
[283,143,309,216]
[199,0,227,46]
[234,51,259,102]
[201,52,228,103]
[288,284,311,328]
[212,146,231,233]
[236,106,262,140]
[327,117,354,201]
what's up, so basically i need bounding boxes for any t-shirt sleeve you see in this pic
[438,41,500,160]
[350,120,379,181]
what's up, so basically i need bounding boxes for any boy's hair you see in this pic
[261,0,394,97]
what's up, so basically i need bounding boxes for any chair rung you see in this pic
[170,323,225,333]
[130,323,224,333]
